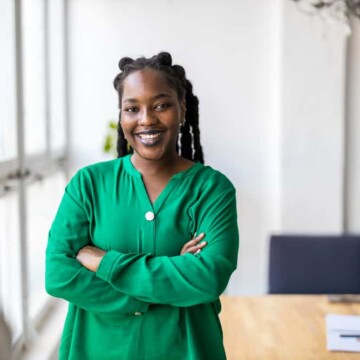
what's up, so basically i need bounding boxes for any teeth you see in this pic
[139,133,161,139]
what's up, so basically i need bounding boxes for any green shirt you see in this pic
[46,155,239,360]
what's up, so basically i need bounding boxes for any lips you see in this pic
[134,130,164,146]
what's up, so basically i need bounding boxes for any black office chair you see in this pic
[268,235,360,294]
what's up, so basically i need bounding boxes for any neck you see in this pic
[131,153,182,177]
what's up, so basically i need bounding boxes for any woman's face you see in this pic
[120,68,185,163]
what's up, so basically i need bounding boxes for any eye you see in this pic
[155,103,172,111]
[124,107,139,113]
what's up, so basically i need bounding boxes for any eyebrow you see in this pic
[123,93,173,103]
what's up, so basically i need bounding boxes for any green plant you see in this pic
[103,120,118,157]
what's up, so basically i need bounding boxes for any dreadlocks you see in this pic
[113,52,204,164]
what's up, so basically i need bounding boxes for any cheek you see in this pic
[120,116,131,131]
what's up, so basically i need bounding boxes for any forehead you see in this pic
[122,68,177,100]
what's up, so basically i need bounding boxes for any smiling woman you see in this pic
[45,52,239,360]
[114,52,204,165]
[120,69,185,164]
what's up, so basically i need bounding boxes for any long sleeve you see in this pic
[45,172,149,315]
[96,185,239,307]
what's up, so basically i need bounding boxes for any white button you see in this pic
[134,312,142,316]
[145,211,155,221]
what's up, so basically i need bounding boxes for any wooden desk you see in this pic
[220,296,360,360]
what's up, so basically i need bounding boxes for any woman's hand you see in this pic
[180,233,207,255]
[76,245,106,272]
[76,234,206,272]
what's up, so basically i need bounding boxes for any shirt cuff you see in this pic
[96,250,150,314]
[96,250,119,282]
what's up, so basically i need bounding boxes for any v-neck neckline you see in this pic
[123,155,201,211]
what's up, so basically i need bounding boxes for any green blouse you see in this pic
[46,155,239,360]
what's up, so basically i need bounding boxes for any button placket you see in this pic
[142,209,156,253]
[145,211,155,221]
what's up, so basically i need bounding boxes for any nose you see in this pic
[138,109,158,126]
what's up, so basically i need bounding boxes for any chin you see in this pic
[134,149,163,161]
[134,147,175,162]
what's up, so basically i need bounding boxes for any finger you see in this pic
[186,240,207,252]
[181,245,197,255]
[189,245,205,255]
[188,233,205,245]
[194,232,205,240]
[181,239,206,254]
[185,239,201,247]
[181,242,207,255]
[185,242,206,252]
[181,241,194,253]
[183,235,204,248]
[180,245,199,255]
[180,234,206,255]
[187,246,199,254]
[196,241,207,249]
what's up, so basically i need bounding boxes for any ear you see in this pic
[180,99,186,119]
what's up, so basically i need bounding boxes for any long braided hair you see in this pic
[113,52,204,164]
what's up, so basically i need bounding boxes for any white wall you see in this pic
[280,3,360,234]
[280,1,347,233]
[347,16,360,233]
[68,0,360,294]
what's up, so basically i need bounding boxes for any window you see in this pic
[0,0,17,162]
[0,0,69,350]
[27,173,67,320]
[0,195,22,341]
[49,0,66,151]
[22,0,47,155]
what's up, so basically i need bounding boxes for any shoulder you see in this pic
[72,157,125,182]
[186,164,238,218]
[191,163,235,194]
[80,157,122,175]
[64,158,129,205]
[67,157,127,194]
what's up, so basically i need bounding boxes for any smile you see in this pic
[135,130,163,146]
[139,133,161,140]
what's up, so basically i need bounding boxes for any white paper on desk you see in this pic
[326,314,360,352]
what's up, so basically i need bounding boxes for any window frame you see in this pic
[0,0,70,352]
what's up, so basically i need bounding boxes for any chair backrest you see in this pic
[268,235,360,294]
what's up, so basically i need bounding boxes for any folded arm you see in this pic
[45,173,149,316]
[88,187,239,307]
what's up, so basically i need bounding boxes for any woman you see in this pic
[46,52,239,359]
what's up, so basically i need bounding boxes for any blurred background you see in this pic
[1,0,360,358]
